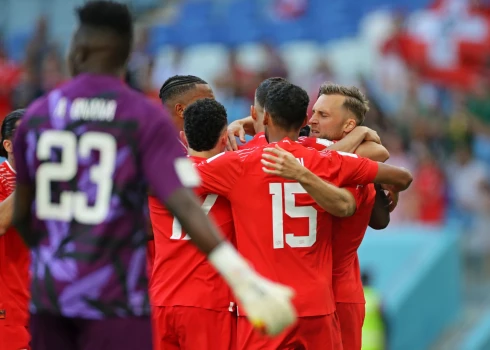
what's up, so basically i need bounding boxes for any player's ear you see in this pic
[175,104,185,119]
[344,118,356,133]
[263,110,270,126]
[179,131,188,148]
[2,140,12,154]
[251,105,257,121]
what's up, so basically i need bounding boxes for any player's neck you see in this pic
[6,156,15,171]
[266,128,299,143]
[188,148,222,159]
[78,67,123,78]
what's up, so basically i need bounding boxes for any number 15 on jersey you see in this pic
[269,183,318,249]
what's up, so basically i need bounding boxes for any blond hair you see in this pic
[318,82,369,125]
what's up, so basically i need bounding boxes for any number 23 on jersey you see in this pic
[36,130,116,225]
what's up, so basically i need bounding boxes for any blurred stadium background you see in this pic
[2,0,490,349]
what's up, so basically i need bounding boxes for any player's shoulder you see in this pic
[297,136,335,151]
[23,94,50,120]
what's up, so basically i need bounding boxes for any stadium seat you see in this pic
[179,44,229,83]
[278,41,321,82]
[235,43,269,72]
[359,10,396,50]
[323,38,374,80]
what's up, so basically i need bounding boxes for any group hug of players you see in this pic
[0,1,412,349]
[145,75,410,350]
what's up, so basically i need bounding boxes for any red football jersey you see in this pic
[332,184,376,303]
[297,136,334,151]
[147,139,188,279]
[238,132,267,150]
[0,161,30,326]
[149,156,236,311]
[195,138,379,316]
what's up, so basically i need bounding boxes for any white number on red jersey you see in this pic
[269,183,318,248]
[171,194,218,240]
[36,130,116,225]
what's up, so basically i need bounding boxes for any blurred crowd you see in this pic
[2,1,490,275]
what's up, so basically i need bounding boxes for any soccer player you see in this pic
[159,75,215,132]
[194,81,412,349]
[266,82,396,350]
[146,74,215,277]
[0,109,30,350]
[227,78,389,161]
[150,98,236,350]
[11,2,295,349]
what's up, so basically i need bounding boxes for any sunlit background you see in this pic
[2,0,490,349]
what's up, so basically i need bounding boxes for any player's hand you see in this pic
[236,273,297,335]
[381,184,399,212]
[226,119,247,151]
[361,127,381,144]
[261,145,307,180]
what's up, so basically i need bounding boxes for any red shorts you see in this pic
[152,306,236,350]
[336,302,366,350]
[0,324,30,350]
[237,313,342,350]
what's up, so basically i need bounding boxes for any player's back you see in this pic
[149,156,235,311]
[17,74,175,319]
[197,139,359,317]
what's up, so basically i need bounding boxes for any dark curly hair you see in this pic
[183,98,227,152]
[255,77,288,108]
[264,82,309,131]
[76,1,133,67]
[159,75,208,104]
[0,109,25,158]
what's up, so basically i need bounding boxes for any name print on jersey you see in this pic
[53,97,117,121]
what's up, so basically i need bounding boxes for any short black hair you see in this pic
[264,82,309,131]
[159,75,208,104]
[184,98,227,152]
[76,1,133,67]
[0,109,24,158]
[256,77,288,108]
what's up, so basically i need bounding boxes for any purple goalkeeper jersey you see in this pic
[13,74,192,319]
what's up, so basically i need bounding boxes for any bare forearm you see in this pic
[355,142,390,162]
[298,169,356,217]
[369,184,390,230]
[0,193,14,235]
[374,163,413,192]
[165,188,223,254]
[326,128,366,154]
[241,116,256,136]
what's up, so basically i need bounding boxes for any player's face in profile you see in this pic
[309,94,347,141]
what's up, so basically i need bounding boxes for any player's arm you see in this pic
[12,184,35,245]
[326,126,381,154]
[262,145,357,217]
[369,184,390,230]
[354,141,390,162]
[0,192,14,235]
[330,150,412,192]
[226,116,255,150]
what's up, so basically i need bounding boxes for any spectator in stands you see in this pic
[412,146,447,225]
[447,143,490,228]
[0,45,21,120]
[467,75,490,164]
